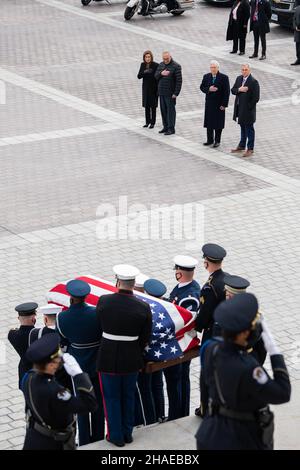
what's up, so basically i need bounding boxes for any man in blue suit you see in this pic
[56,279,104,446]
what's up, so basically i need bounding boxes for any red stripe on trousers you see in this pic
[98,372,110,440]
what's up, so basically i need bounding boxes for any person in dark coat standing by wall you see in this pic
[155,51,182,135]
[137,51,159,128]
[249,0,272,60]
[200,61,230,148]
[231,64,260,157]
[291,0,300,65]
[97,265,152,447]
[226,0,250,55]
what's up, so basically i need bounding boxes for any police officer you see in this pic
[195,243,227,344]
[195,293,291,450]
[8,302,38,388]
[223,274,266,365]
[56,279,104,446]
[97,265,152,447]
[165,255,200,420]
[21,333,98,450]
[28,304,63,345]
[135,279,168,426]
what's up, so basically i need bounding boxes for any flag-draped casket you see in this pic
[47,275,200,362]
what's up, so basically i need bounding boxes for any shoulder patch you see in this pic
[252,367,268,385]
[57,389,72,401]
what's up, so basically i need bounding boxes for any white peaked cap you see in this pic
[173,255,199,269]
[113,264,140,280]
[39,303,63,315]
[135,273,150,288]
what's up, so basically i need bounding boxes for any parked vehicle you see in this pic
[270,0,296,28]
[124,0,195,20]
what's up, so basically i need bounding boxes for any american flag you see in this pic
[46,275,200,362]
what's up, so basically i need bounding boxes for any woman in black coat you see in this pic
[137,51,159,128]
[249,0,272,60]
[226,0,250,55]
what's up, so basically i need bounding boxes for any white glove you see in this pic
[63,353,83,377]
[261,320,280,356]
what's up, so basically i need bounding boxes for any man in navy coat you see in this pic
[200,60,230,148]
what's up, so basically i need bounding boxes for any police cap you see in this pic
[224,274,250,295]
[15,302,38,317]
[214,292,259,333]
[26,333,62,364]
[202,243,226,262]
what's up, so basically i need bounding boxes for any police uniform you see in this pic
[195,243,227,344]
[22,334,97,450]
[195,293,291,450]
[97,265,152,446]
[135,279,168,426]
[56,279,104,446]
[8,302,38,389]
[165,256,200,420]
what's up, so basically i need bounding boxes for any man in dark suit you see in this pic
[8,302,38,389]
[200,61,230,148]
[231,64,260,157]
[249,0,272,60]
[97,264,152,447]
[291,0,300,65]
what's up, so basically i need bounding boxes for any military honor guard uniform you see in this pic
[56,279,104,446]
[135,279,167,426]
[28,304,63,345]
[195,243,227,344]
[21,334,98,450]
[195,293,291,450]
[97,265,152,447]
[134,273,149,293]
[8,302,38,389]
[164,256,200,420]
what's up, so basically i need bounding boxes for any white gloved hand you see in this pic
[63,353,83,377]
[261,320,280,356]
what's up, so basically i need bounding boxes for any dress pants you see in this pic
[160,95,176,132]
[152,371,165,420]
[145,106,156,125]
[77,375,105,446]
[163,364,182,420]
[239,123,255,150]
[253,22,266,55]
[134,370,165,425]
[296,42,300,61]
[99,372,138,443]
[181,360,191,417]
[207,128,222,144]
[232,20,246,53]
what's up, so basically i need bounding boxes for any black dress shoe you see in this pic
[164,130,175,135]
[230,50,237,54]
[249,54,258,58]
[124,435,133,444]
[291,60,300,65]
[213,142,220,148]
[106,436,125,447]
[143,123,149,128]
[203,142,213,146]
[149,124,155,129]
[259,55,266,60]
[239,52,245,56]
[158,129,167,133]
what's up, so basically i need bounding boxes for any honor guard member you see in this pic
[195,293,291,450]
[134,273,149,293]
[97,265,152,447]
[135,279,167,425]
[22,334,98,450]
[195,243,227,344]
[164,256,200,420]
[8,302,38,388]
[28,304,63,345]
[56,279,104,446]
[223,274,266,365]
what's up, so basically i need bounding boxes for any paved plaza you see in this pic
[0,0,300,450]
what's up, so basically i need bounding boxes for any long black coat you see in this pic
[200,72,230,130]
[137,61,159,108]
[231,74,260,125]
[96,290,152,374]
[250,0,272,34]
[294,6,300,43]
[226,0,250,40]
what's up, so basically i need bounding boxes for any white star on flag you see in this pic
[156,322,163,330]
[154,350,162,359]
[170,346,178,354]
[160,342,167,349]
[159,332,167,338]
[145,345,151,352]
[168,334,174,340]
[158,313,165,320]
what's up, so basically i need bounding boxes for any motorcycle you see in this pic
[124,0,195,21]
[81,0,107,6]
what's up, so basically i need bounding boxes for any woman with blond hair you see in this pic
[137,51,159,128]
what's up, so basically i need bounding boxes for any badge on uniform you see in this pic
[57,390,72,401]
[252,367,268,385]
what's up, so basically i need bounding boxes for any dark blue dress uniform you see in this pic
[21,334,97,450]
[56,280,104,446]
[8,302,38,389]
[96,265,152,447]
[196,293,291,450]
[195,244,227,344]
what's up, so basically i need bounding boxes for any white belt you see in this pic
[102,332,138,342]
